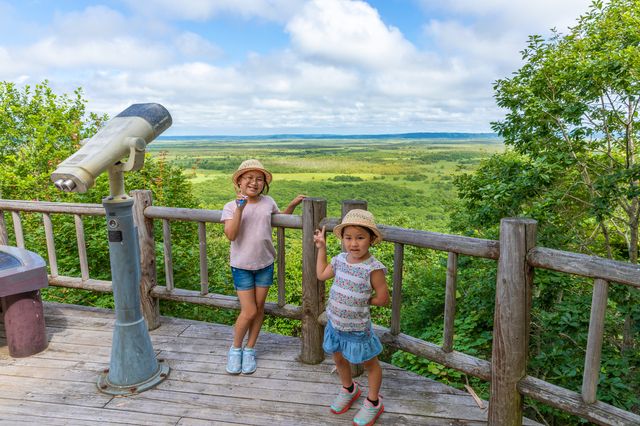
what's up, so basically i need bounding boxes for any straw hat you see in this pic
[232,159,273,186]
[333,209,383,245]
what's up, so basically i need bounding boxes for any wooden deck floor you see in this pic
[0,302,540,425]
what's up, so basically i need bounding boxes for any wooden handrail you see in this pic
[1,195,638,425]
[528,246,640,288]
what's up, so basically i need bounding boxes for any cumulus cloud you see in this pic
[287,0,415,69]
[0,0,598,134]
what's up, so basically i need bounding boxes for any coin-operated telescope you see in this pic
[51,103,171,395]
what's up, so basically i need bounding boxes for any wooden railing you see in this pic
[0,193,638,426]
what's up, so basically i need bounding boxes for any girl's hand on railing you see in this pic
[313,225,326,249]
[283,194,307,214]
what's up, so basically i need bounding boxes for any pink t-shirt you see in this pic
[221,195,279,270]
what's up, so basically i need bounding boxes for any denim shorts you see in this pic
[323,319,382,364]
[231,263,274,291]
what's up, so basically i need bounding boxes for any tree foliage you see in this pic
[452,0,639,422]
[0,80,201,307]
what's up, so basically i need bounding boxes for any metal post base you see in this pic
[97,358,169,396]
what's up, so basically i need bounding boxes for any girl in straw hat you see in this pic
[222,159,305,375]
[313,209,389,426]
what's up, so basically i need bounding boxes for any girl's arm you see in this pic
[313,225,334,281]
[369,269,389,307]
[281,194,306,214]
[223,198,246,241]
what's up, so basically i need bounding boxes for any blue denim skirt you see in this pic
[323,319,382,364]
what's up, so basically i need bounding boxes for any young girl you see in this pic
[221,159,305,375]
[313,209,389,426]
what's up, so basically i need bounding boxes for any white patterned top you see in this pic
[326,253,387,332]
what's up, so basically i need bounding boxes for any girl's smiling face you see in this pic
[237,170,266,198]
[342,225,373,262]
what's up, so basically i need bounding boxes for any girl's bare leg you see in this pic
[245,286,269,348]
[333,352,354,388]
[363,357,382,400]
[233,289,258,347]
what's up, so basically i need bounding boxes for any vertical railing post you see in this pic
[341,199,368,377]
[0,210,7,246]
[489,218,537,426]
[131,190,160,330]
[0,191,7,246]
[300,197,326,364]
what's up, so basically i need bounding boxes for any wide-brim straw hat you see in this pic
[333,209,383,245]
[232,159,273,186]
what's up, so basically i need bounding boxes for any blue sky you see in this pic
[0,0,594,135]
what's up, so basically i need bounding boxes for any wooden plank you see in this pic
[11,210,24,248]
[528,246,640,288]
[380,330,492,381]
[144,206,303,229]
[151,286,303,319]
[0,399,179,425]
[390,243,404,335]
[131,189,160,330]
[162,219,174,291]
[198,221,208,295]
[319,217,499,259]
[49,275,112,292]
[519,375,640,426]
[0,208,8,245]
[442,251,458,352]
[300,197,326,364]
[74,214,89,281]
[0,199,105,216]
[581,278,608,404]
[0,376,112,407]
[489,218,536,425]
[42,212,59,277]
[277,227,286,307]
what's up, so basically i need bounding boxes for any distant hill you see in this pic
[157,132,500,141]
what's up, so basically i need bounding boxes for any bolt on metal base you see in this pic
[97,359,170,396]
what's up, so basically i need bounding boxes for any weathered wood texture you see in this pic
[74,214,89,281]
[390,243,404,335]
[277,227,286,307]
[519,376,640,426]
[442,251,458,353]
[319,217,499,259]
[11,211,24,248]
[0,199,105,215]
[131,190,160,330]
[162,219,174,291]
[0,302,541,426]
[300,198,327,364]
[0,209,7,245]
[582,278,608,404]
[197,221,208,295]
[489,218,537,426]
[151,286,302,319]
[42,213,59,278]
[144,206,303,229]
[528,247,640,288]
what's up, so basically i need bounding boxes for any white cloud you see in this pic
[24,37,170,70]
[286,0,415,69]
[174,32,223,60]
[0,0,600,134]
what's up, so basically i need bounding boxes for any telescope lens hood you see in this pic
[116,103,172,138]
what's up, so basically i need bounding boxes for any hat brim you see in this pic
[333,223,382,245]
[232,167,273,186]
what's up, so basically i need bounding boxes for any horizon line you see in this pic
[158,131,500,139]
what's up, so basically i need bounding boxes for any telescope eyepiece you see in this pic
[61,179,77,192]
